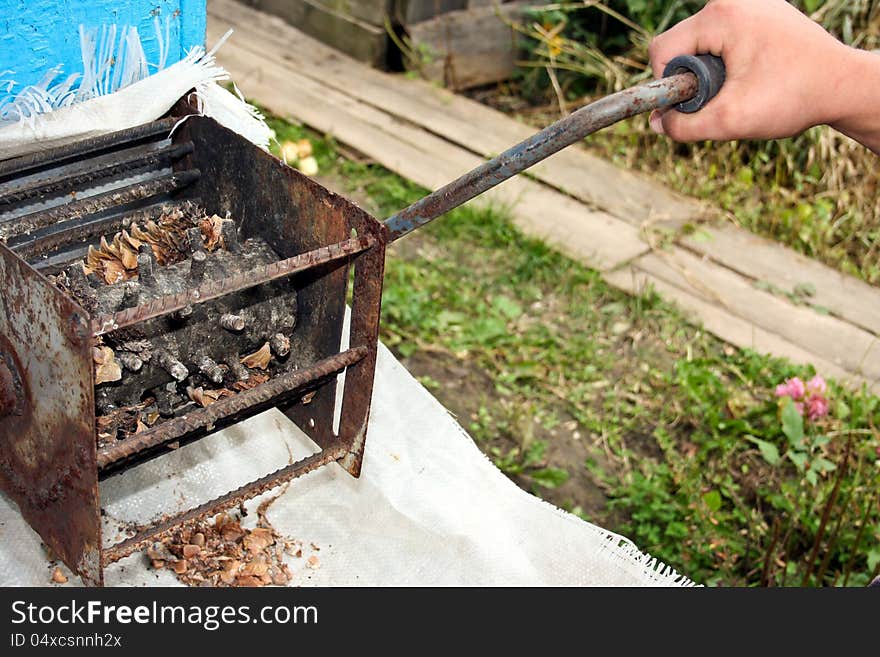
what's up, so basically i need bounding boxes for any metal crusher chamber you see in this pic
[0,107,388,585]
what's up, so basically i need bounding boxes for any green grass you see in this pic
[265,114,880,587]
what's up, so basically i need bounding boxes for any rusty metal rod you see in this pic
[11,199,181,261]
[96,345,369,469]
[101,445,348,565]
[0,169,200,241]
[0,141,193,208]
[0,118,177,180]
[92,234,375,336]
[384,73,699,241]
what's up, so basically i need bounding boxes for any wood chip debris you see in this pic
[240,342,272,370]
[51,567,68,584]
[187,386,234,408]
[93,346,122,385]
[95,397,156,447]
[145,511,308,587]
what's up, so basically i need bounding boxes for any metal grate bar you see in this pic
[0,118,178,180]
[92,235,375,336]
[96,345,369,469]
[0,170,200,241]
[0,142,193,208]
[13,200,189,262]
[101,445,348,565]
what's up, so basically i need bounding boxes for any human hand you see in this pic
[647,0,880,151]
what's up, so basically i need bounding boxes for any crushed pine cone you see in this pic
[95,397,154,446]
[54,202,210,306]
[199,214,225,251]
[95,369,270,446]
[145,512,295,587]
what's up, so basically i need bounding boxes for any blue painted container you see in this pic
[0,0,206,93]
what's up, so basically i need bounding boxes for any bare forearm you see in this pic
[828,48,880,153]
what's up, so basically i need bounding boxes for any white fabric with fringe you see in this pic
[0,23,271,161]
[0,335,695,587]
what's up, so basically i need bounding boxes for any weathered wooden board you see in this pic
[682,223,880,337]
[405,3,524,90]
[604,265,873,391]
[305,0,393,24]
[209,0,703,229]
[615,247,880,382]
[211,32,650,271]
[397,0,468,24]
[253,0,388,66]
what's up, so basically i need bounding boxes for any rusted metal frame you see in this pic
[92,234,376,336]
[97,345,370,469]
[0,118,177,180]
[0,242,102,585]
[383,73,698,240]
[11,199,186,262]
[0,141,193,208]
[337,222,389,477]
[101,444,348,565]
[0,170,200,241]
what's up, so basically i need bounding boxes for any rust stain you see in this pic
[0,243,101,586]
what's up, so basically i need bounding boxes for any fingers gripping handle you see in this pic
[663,54,726,113]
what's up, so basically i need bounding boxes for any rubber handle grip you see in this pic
[663,54,726,113]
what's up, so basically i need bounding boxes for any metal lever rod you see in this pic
[385,54,725,242]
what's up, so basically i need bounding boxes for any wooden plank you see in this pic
[682,223,880,337]
[604,265,875,392]
[208,0,702,228]
[398,0,467,24]
[405,3,523,90]
[303,0,392,25]
[255,0,388,66]
[213,35,650,271]
[615,247,880,382]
